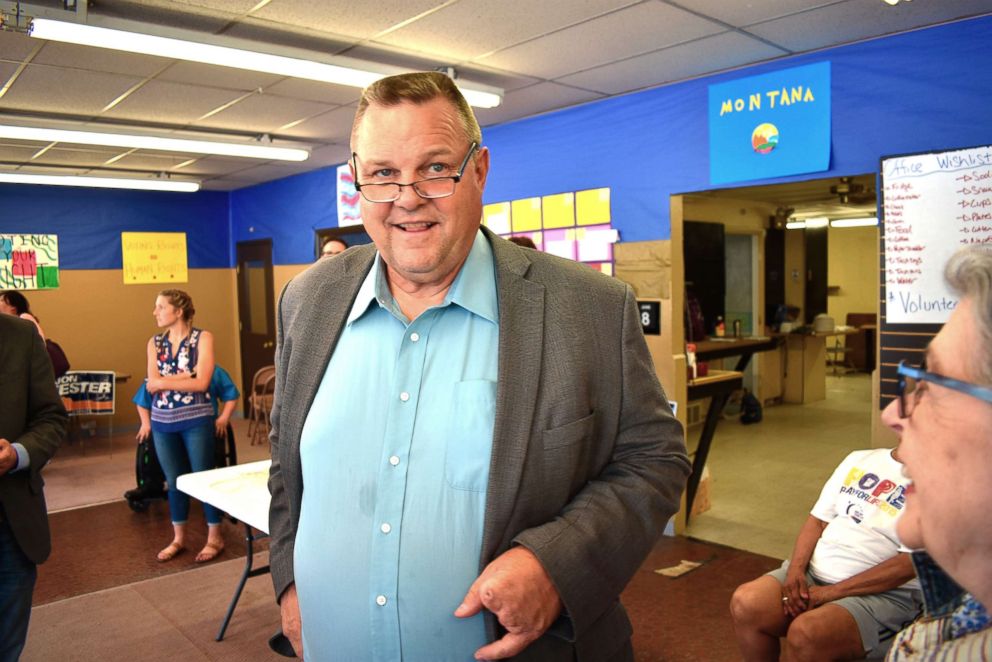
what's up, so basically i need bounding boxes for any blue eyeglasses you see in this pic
[896,359,992,418]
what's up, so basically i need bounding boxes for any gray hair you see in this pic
[945,246,992,382]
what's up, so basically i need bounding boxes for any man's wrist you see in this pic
[11,443,29,472]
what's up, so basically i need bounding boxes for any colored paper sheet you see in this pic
[121,232,188,284]
[511,198,542,232]
[576,188,611,226]
[543,228,576,260]
[483,202,512,234]
[542,192,575,229]
[709,61,831,185]
[576,225,618,262]
[0,233,59,290]
[337,163,362,227]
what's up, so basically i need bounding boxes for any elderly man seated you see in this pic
[881,246,992,659]
[730,446,922,661]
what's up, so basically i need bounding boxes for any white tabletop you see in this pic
[176,460,272,533]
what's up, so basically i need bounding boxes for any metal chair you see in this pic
[247,365,276,446]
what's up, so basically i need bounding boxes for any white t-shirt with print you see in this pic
[808,448,919,589]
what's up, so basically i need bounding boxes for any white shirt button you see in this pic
[400,391,410,402]
[380,522,391,534]
[376,595,387,606]
[410,332,420,342]
[389,455,400,466]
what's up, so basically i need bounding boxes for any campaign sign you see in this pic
[57,371,116,415]
[709,61,831,185]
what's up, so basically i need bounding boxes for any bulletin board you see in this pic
[0,233,60,289]
[878,143,992,408]
[121,232,188,284]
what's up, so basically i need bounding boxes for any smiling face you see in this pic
[153,295,183,328]
[351,97,489,292]
[881,298,992,578]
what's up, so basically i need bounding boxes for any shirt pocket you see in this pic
[444,379,497,492]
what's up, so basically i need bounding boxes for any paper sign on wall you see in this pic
[337,163,362,227]
[121,232,188,284]
[0,234,60,290]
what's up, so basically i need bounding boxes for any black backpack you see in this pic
[740,391,763,425]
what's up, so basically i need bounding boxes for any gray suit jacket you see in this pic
[0,314,67,564]
[268,228,689,661]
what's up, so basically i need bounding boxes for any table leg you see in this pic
[685,391,731,525]
[215,523,271,642]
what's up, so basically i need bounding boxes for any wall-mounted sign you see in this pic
[121,232,188,284]
[0,233,59,289]
[337,163,362,227]
[709,62,831,185]
[638,300,661,335]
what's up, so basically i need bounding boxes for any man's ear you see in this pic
[473,146,491,190]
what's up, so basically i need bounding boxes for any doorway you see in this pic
[236,240,275,414]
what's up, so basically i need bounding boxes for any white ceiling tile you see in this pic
[0,145,48,163]
[477,2,726,79]
[200,178,256,190]
[676,0,839,28]
[279,105,357,141]
[30,147,126,167]
[103,80,248,124]
[263,79,361,105]
[474,82,605,127]
[191,93,331,133]
[0,65,143,116]
[101,152,205,171]
[251,0,446,40]
[94,0,247,29]
[227,161,320,181]
[307,144,351,168]
[156,61,286,91]
[32,42,168,77]
[172,155,258,176]
[745,0,992,52]
[0,30,43,61]
[556,31,785,95]
[377,0,640,60]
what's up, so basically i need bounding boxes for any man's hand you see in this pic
[806,583,838,610]
[0,438,18,476]
[136,423,151,443]
[280,583,304,658]
[454,546,562,661]
[782,570,810,617]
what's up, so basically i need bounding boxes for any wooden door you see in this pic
[236,240,275,414]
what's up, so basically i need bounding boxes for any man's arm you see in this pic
[9,326,67,474]
[782,515,828,616]
[806,553,916,608]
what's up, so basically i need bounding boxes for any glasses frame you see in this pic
[352,142,478,203]
[896,359,992,418]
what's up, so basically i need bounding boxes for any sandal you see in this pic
[157,541,185,562]
[195,541,225,563]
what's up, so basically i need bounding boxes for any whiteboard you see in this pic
[881,145,992,324]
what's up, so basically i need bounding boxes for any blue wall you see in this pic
[0,184,230,269]
[231,14,992,263]
[3,14,990,268]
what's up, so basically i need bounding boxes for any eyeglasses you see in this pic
[896,359,992,418]
[352,142,478,203]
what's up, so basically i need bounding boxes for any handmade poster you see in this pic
[0,233,59,289]
[57,371,116,415]
[337,163,362,227]
[121,232,188,284]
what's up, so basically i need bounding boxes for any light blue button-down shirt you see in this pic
[295,230,500,661]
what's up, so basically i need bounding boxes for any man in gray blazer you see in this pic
[268,71,689,661]
[0,314,67,659]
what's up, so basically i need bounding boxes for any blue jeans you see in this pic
[153,423,222,525]
[0,519,36,662]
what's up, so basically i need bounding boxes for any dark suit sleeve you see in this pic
[513,284,690,638]
[17,326,67,473]
[267,282,295,603]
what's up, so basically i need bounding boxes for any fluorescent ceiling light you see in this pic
[0,123,308,161]
[804,217,829,228]
[831,217,878,227]
[0,172,200,192]
[30,18,502,108]
[786,221,806,230]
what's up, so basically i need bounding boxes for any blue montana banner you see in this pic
[709,61,831,185]
[57,370,116,415]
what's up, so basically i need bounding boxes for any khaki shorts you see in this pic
[768,561,923,660]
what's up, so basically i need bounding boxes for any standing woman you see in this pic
[146,289,224,563]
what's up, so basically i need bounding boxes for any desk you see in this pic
[693,336,782,372]
[176,460,271,641]
[685,369,743,522]
[782,330,858,403]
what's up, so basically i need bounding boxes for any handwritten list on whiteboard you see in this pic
[882,145,992,324]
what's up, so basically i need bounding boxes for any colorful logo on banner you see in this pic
[336,163,362,227]
[0,234,59,290]
[709,62,831,185]
[57,371,116,415]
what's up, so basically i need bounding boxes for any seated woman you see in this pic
[145,289,225,563]
[0,290,45,339]
[730,446,921,661]
[881,247,992,659]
